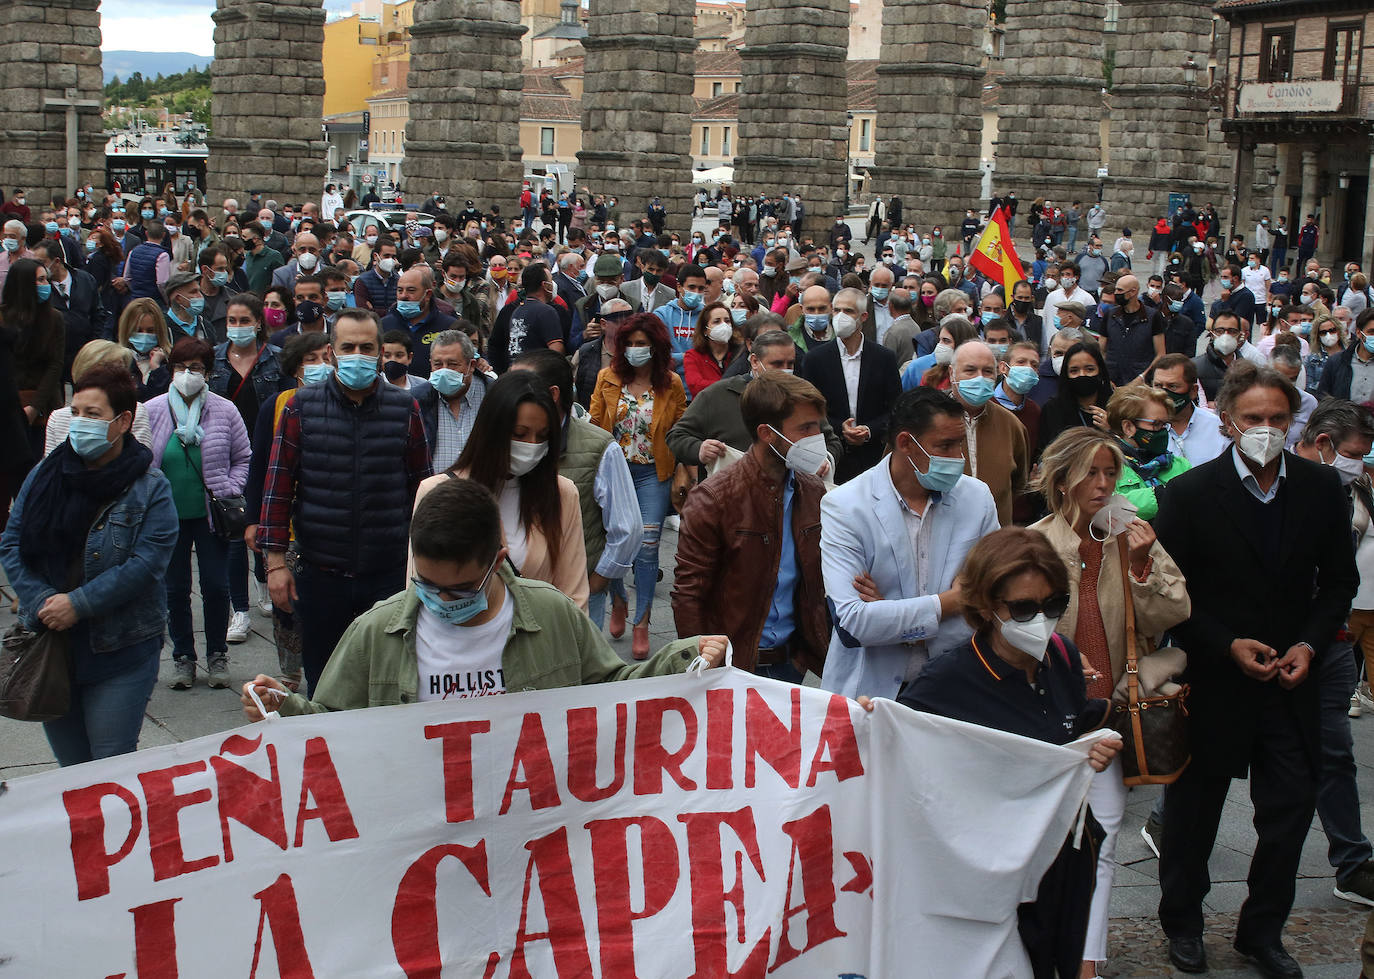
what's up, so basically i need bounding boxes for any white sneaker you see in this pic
[1359,682,1374,711]
[226,610,252,644]
[255,579,273,617]
[1351,693,1363,718]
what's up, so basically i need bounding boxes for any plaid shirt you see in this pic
[258,388,431,555]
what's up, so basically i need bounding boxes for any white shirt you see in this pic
[1242,264,1273,304]
[840,337,864,418]
[1232,445,1286,504]
[1041,286,1095,333]
[1255,329,1308,358]
[1168,405,1227,466]
[884,461,936,681]
[497,480,530,570]
[872,301,893,343]
[415,597,513,701]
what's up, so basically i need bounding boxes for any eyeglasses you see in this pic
[411,554,498,602]
[1132,418,1168,432]
[999,593,1071,623]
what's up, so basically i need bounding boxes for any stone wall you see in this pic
[995,0,1107,209]
[577,0,696,231]
[402,0,526,211]
[735,0,849,227]
[207,0,328,205]
[868,0,986,234]
[1102,0,1227,241]
[0,0,105,205]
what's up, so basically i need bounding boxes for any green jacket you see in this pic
[1115,454,1191,521]
[278,566,700,714]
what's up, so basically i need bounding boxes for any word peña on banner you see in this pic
[0,668,1103,978]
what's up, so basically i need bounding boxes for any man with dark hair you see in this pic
[486,262,565,373]
[620,248,674,313]
[674,371,832,680]
[32,238,107,382]
[1148,353,1227,465]
[196,244,233,342]
[510,348,641,630]
[653,263,707,367]
[240,223,284,294]
[380,265,457,375]
[353,234,399,312]
[242,477,725,717]
[1318,308,1374,403]
[1154,363,1358,977]
[818,386,999,699]
[259,308,432,696]
[1209,263,1257,332]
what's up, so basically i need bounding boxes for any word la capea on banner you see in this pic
[0,668,1105,978]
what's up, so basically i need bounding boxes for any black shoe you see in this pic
[1233,938,1302,978]
[1167,935,1207,973]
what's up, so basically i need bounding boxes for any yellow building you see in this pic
[322,0,413,118]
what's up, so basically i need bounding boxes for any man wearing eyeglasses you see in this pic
[242,477,726,717]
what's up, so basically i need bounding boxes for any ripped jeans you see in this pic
[610,461,672,626]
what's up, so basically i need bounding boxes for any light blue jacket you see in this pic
[819,458,1000,700]
[0,464,179,653]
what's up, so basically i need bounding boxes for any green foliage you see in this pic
[104,66,212,132]
[1104,49,1115,90]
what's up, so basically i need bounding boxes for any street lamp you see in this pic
[1182,55,1199,86]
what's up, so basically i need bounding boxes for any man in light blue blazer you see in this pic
[820,387,1000,700]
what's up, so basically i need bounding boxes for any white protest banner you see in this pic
[0,668,1101,978]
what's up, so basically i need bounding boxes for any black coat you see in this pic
[1316,341,1359,401]
[799,338,901,483]
[1154,451,1357,777]
[50,268,110,381]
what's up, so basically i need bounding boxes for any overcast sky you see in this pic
[101,0,355,57]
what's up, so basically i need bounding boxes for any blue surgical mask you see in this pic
[1363,336,1374,355]
[625,346,653,367]
[112,219,126,234]
[226,327,257,347]
[326,290,348,311]
[412,556,498,625]
[59,226,74,239]
[909,437,964,493]
[395,299,423,319]
[1005,364,1039,395]
[804,312,829,334]
[870,286,889,301]
[990,343,1009,358]
[85,238,98,253]
[430,368,468,398]
[302,363,335,385]
[211,270,230,288]
[159,207,170,217]
[731,308,747,325]
[336,354,379,389]
[1168,299,1184,313]
[141,209,154,220]
[44,222,59,235]
[1364,448,1374,468]
[681,291,703,310]
[67,416,113,459]
[128,332,158,354]
[36,283,51,301]
[187,297,205,315]
[788,276,802,287]
[1219,278,1232,289]
[261,218,274,231]
[956,376,996,407]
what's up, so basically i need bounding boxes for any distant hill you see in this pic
[102,51,211,85]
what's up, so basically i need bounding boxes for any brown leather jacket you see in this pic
[671,447,829,675]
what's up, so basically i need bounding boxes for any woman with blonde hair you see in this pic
[1031,426,1189,979]
[44,340,154,454]
[117,298,173,400]
[1306,313,1345,395]
[1105,384,1190,520]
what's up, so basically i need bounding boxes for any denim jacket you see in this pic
[209,341,283,405]
[0,466,179,654]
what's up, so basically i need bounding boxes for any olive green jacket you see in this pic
[278,565,700,714]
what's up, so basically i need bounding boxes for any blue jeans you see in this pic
[758,660,806,683]
[587,587,606,630]
[227,537,261,613]
[1068,226,1079,251]
[1317,638,1373,880]
[44,639,159,766]
[622,462,670,626]
[166,517,230,662]
[294,560,403,696]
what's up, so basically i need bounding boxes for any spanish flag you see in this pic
[968,206,1025,290]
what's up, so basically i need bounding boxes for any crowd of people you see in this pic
[2,177,1373,979]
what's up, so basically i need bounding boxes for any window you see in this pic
[700,127,710,156]
[734,81,741,93]
[1325,22,1362,85]
[721,126,731,156]
[859,118,871,152]
[1259,26,1294,83]
[712,81,723,97]
[540,127,555,156]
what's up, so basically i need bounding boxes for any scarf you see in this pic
[19,438,153,589]
[1120,440,1175,488]
[169,385,205,445]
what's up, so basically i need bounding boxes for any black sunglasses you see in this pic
[1000,593,1071,623]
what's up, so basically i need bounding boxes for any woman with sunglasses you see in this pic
[859,526,1123,979]
[1030,426,1189,979]
[1105,384,1191,521]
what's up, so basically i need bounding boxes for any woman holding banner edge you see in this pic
[241,477,727,718]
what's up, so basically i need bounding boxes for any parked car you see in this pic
[341,209,434,239]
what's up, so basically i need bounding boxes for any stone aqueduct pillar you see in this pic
[734,0,850,225]
[402,0,527,210]
[0,0,105,204]
[577,0,696,228]
[1102,0,1227,239]
[207,0,328,205]
[868,0,986,234]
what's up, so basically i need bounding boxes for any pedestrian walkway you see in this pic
[2,526,1369,974]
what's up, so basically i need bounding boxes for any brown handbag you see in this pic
[1108,541,1191,786]
[0,620,72,722]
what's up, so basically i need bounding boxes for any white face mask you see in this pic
[172,370,206,399]
[1229,420,1286,466]
[708,323,733,344]
[995,611,1059,661]
[933,343,954,365]
[1322,331,1341,348]
[1212,333,1239,356]
[508,439,549,477]
[596,283,619,301]
[1088,493,1138,543]
[832,312,858,339]
[1051,355,1065,375]
[377,257,396,275]
[768,427,828,476]
[1323,445,1365,486]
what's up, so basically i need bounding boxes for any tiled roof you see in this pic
[846,59,879,83]
[849,81,876,112]
[521,94,582,122]
[524,66,572,95]
[693,93,740,121]
[695,50,743,75]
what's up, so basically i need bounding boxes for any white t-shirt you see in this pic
[1242,264,1273,304]
[415,596,514,702]
[498,480,530,570]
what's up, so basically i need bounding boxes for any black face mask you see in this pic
[1066,374,1101,398]
[296,299,324,323]
[382,360,409,381]
[1012,299,1032,313]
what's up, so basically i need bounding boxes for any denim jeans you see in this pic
[587,587,607,630]
[758,660,805,683]
[295,560,404,696]
[624,461,671,626]
[43,639,159,766]
[226,538,262,613]
[1067,226,1078,252]
[1317,638,1373,880]
[166,517,230,662]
